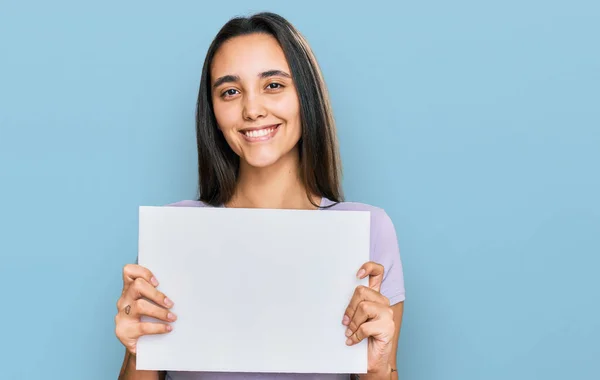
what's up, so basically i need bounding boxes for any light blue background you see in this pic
[1,0,598,379]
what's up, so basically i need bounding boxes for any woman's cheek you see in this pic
[214,102,238,131]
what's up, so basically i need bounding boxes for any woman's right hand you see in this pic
[115,264,177,355]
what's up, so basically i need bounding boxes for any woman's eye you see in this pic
[267,83,283,90]
[222,89,239,97]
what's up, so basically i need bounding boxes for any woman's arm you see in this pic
[115,264,175,379]
[354,208,406,380]
[388,302,404,380]
[118,349,166,380]
[355,301,403,380]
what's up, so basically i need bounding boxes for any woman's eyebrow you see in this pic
[213,70,291,89]
[213,74,240,89]
[259,69,291,79]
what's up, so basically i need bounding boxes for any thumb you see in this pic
[356,261,385,292]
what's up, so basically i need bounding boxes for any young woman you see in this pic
[115,12,405,380]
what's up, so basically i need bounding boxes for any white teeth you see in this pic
[245,127,274,138]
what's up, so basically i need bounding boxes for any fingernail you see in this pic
[166,325,173,332]
[357,269,366,278]
[345,328,352,337]
[345,338,352,345]
[342,315,350,325]
[151,277,159,286]
[164,297,173,307]
[168,313,177,321]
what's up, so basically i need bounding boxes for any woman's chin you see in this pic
[238,143,299,170]
[241,153,281,169]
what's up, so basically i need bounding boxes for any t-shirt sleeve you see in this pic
[373,209,406,305]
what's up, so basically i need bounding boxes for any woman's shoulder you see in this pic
[321,198,395,228]
[324,198,404,304]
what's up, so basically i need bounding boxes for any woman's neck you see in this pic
[227,149,321,210]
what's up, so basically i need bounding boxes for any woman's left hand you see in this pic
[343,261,395,377]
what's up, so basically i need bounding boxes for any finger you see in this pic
[118,264,158,311]
[128,298,177,322]
[125,277,174,309]
[342,285,388,326]
[344,301,386,338]
[345,319,393,346]
[132,321,173,339]
[356,261,385,292]
[123,264,159,287]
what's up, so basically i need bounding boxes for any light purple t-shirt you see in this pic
[162,197,405,380]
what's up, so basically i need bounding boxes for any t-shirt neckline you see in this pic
[221,196,329,209]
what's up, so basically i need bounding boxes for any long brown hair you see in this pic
[195,12,343,207]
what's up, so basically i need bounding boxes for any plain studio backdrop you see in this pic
[0,1,598,379]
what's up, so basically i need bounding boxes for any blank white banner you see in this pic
[136,205,370,374]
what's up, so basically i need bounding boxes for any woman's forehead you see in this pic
[211,34,291,78]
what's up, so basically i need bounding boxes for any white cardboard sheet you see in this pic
[136,205,370,374]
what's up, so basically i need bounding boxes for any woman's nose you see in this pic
[242,93,267,121]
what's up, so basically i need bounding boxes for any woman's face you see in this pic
[210,33,302,169]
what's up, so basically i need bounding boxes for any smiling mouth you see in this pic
[239,124,281,142]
